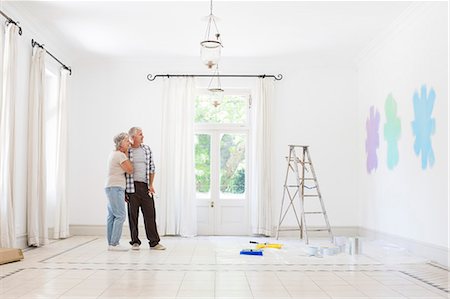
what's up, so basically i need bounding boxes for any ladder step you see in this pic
[306,228,330,232]
[304,212,323,215]
[303,195,319,197]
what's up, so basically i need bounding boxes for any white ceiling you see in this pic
[8,1,412,61]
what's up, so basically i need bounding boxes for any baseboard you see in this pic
[274,225,359,238]
[71,224,360,238]
[70,224,137,237]
[15,234,28,249]
[359,227,449,268]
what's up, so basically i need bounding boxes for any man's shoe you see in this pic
[131,243,140,250]
[151,243,166,250]
[108,244,129,251]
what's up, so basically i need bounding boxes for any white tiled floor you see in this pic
[0,236,449,298]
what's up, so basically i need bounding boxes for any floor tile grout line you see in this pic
[175,271,187,298]
[399,270,449,293]
[244,271,254,298]
[0,268,25,280]
[39,237,99,263]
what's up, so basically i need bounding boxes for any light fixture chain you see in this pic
[204,17,212,40]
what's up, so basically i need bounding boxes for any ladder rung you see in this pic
[304,212,323,215]
[285,185,299,187]
[303,195,319,197]
[306,228,330,232]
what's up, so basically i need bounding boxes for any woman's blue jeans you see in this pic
[105,187,126,246]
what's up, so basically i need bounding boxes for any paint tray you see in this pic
[240,249,263,256]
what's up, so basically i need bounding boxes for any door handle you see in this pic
[210,201,214,208]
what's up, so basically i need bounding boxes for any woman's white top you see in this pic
[105,151,128,188]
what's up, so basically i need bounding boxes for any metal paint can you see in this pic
[348,237,362,255]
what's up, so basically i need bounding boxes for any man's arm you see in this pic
[148,173,155,194]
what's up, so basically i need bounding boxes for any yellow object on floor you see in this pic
[0,248,24,264]
[255,243,283,249]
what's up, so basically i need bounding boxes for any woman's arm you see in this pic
[120,160,133,174]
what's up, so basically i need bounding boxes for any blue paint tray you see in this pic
[240,249,263,256]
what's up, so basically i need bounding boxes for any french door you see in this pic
[195,129,249,235]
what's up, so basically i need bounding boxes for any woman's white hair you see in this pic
[113,132,129,150]
[128,127,141,138]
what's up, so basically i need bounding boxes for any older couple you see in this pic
[104,127,165,251]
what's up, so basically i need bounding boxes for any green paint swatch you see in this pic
[384,94,401,170]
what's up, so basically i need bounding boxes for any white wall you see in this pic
[68,56,359,232]
[356,2,448,252]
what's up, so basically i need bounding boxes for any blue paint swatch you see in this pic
[411,85,436,169]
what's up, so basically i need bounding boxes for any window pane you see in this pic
[195,134,211,195]
[195,94,247,124]
[220,134,246,197]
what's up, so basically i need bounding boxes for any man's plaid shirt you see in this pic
[125,144,155,193]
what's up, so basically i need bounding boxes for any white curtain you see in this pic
[250,78,274,236]
[53,68,70,239]
[27,46,48,246]
[0,23,19,248]
[160,77,197,237]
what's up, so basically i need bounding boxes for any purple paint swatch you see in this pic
[365,106,380,173]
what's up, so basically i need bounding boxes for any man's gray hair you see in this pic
[128,127,142,138]
[113,132,129,150]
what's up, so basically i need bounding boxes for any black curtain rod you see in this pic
[147,73,283,81]
[32,39,72,75]
[0,10,23,35]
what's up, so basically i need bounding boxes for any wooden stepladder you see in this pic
[276,145,333,244]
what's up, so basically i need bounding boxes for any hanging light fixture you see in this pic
[200,0,223,69]
[208,65,224,107]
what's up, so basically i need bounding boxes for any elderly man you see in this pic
[125,127,165,250]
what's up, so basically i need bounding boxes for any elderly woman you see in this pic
[105,132,133,251]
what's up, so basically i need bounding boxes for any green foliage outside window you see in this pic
[195,94,247,124]
[195,93,247,195]
[220,134,245,194]
[195,134,211,193]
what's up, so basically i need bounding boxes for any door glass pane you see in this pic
[220,134,246,198]
[195,134,211,197]
[195,94,247,124]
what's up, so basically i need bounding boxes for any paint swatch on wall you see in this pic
[384,94,401,170]
[365,106,380,173]
[411,85,436,169]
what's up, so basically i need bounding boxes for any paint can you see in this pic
[347,237,362,255]
[333,236,347,253]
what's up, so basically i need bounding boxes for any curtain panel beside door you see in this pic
[250,78,275,236]
[159,77,197,237]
